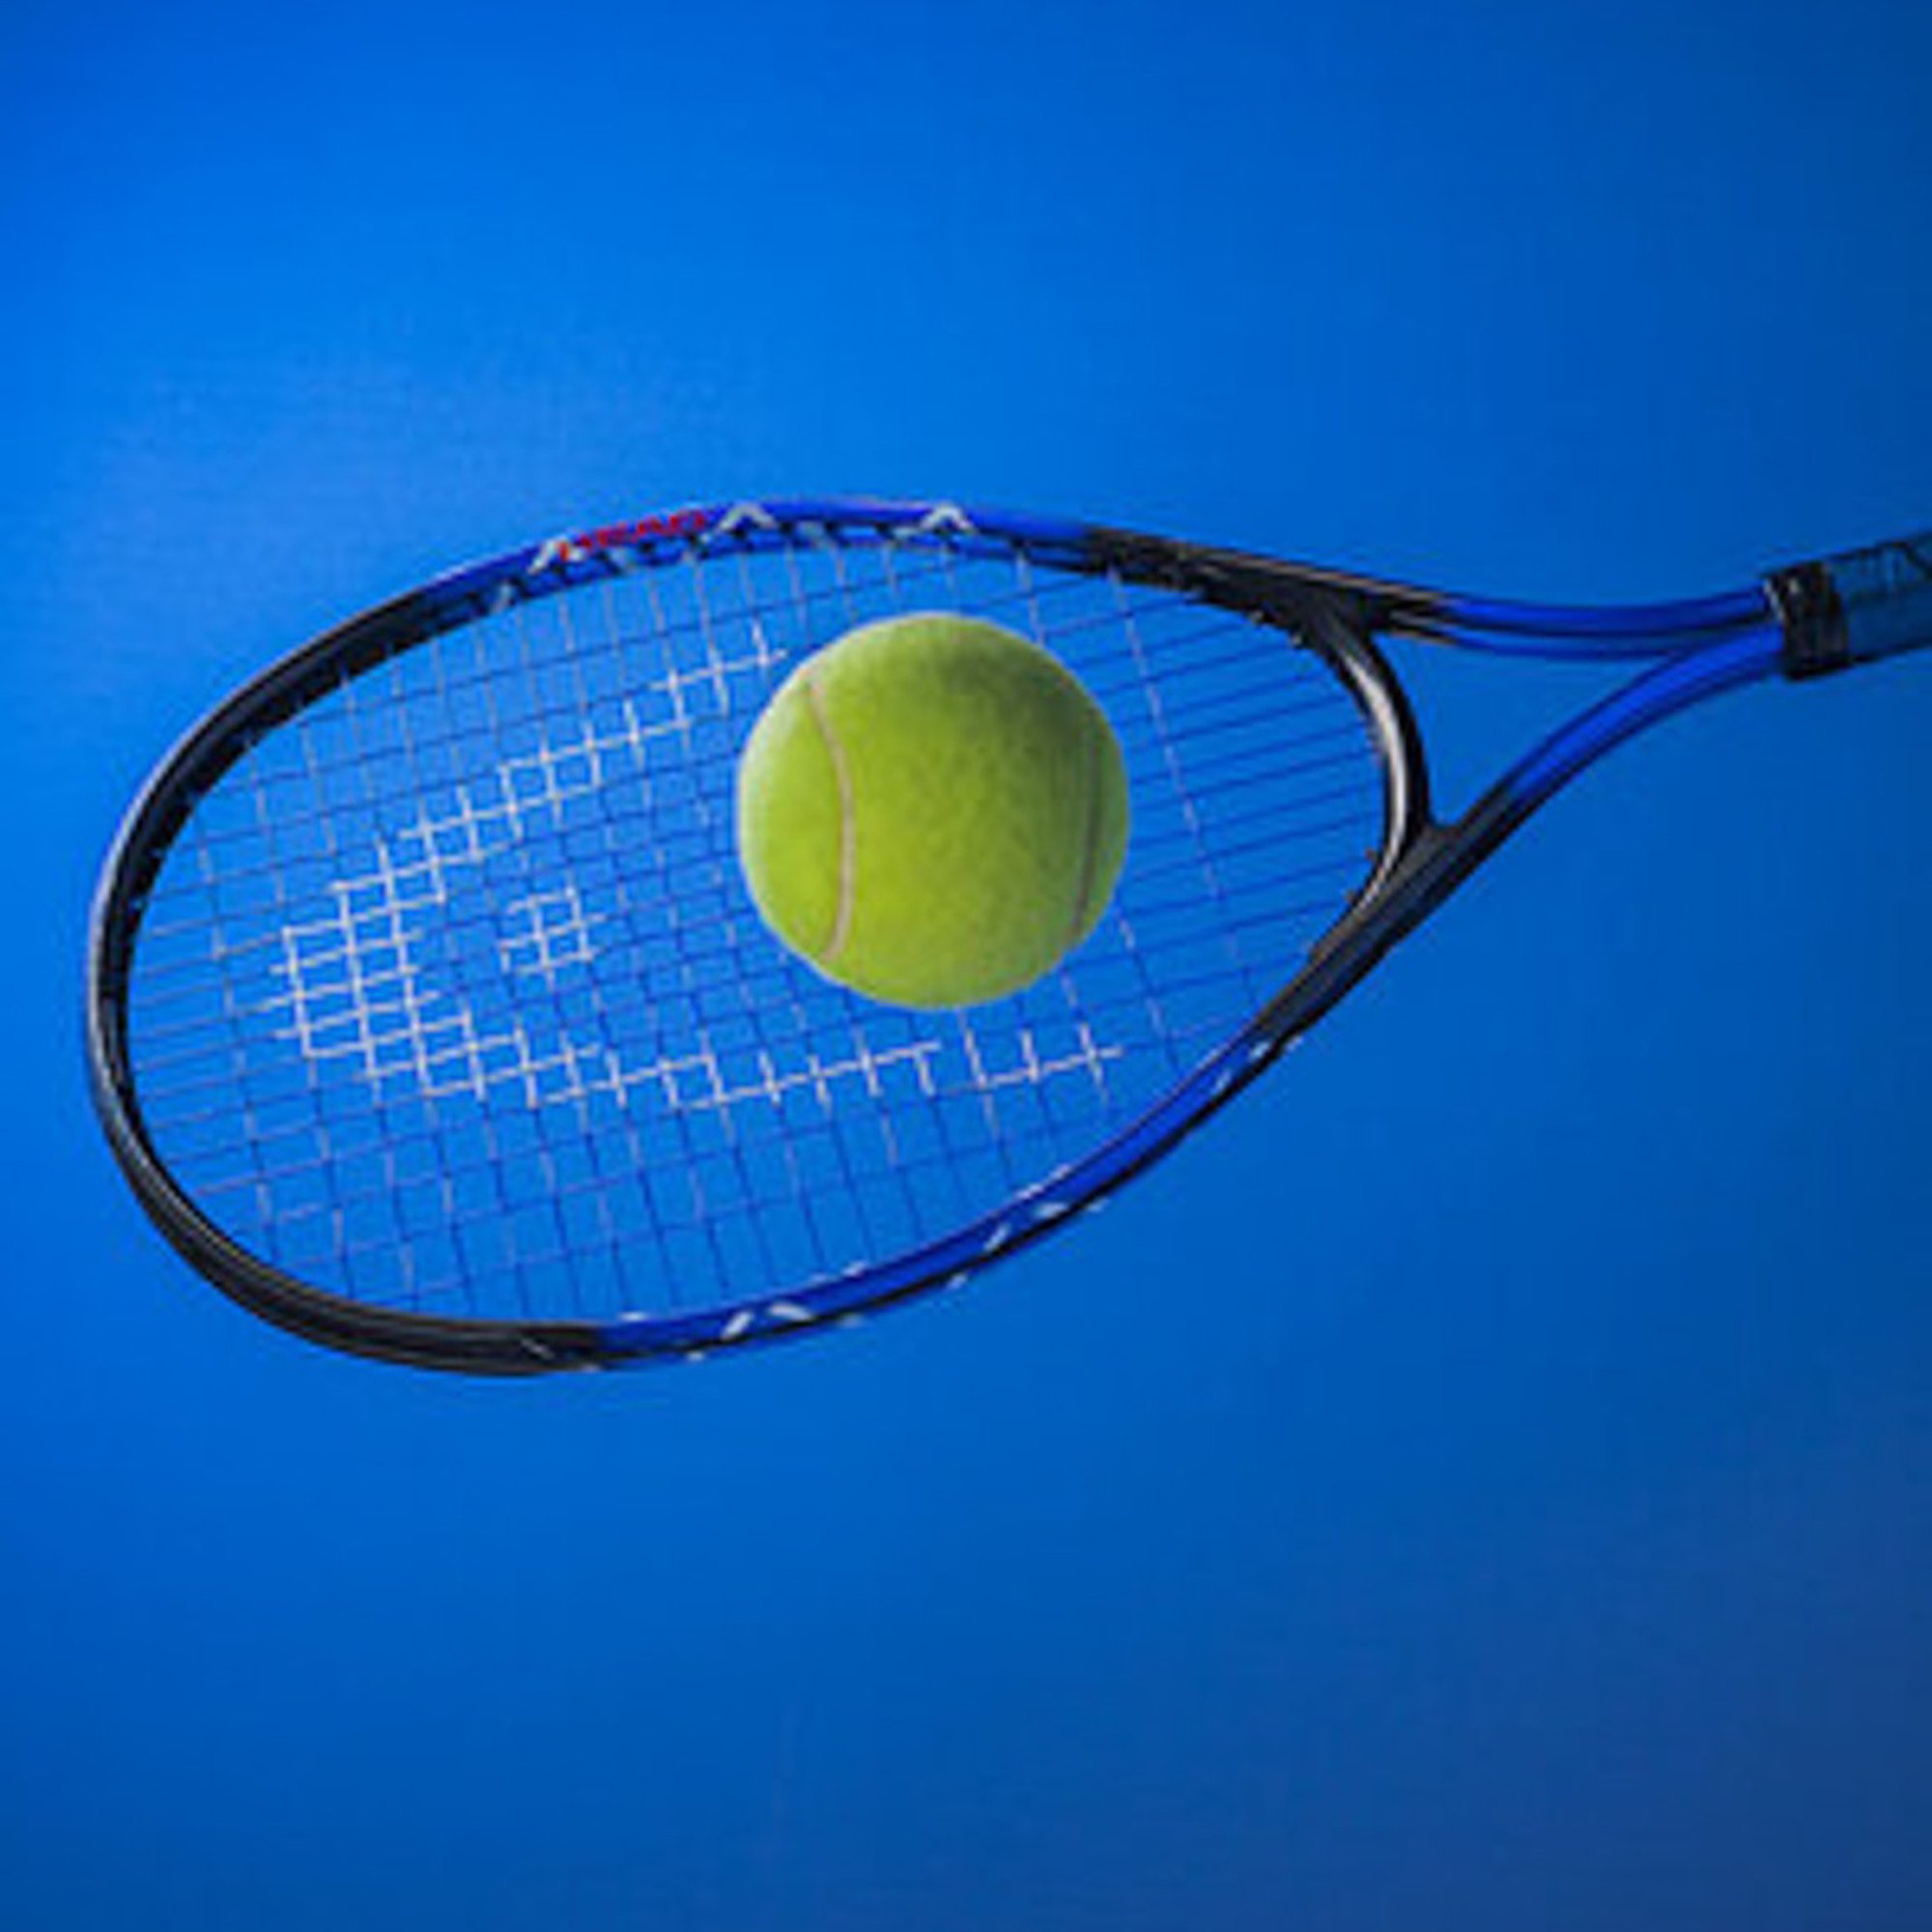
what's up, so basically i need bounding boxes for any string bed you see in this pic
[123,526,1388,1326]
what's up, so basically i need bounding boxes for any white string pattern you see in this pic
[124,517,1385,1324]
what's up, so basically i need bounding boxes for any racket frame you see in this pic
[87,500,1918,1373]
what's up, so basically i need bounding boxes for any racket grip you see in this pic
[1777,533,1932,677]
[1831,532,1932,666]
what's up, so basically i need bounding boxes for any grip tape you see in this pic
[1773,534,1932,679]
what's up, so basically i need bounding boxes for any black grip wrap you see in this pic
[1767,561,1849,680]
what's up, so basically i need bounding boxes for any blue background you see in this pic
[6,2,1930,1926]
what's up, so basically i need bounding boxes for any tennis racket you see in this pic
[86,498,1930,1374]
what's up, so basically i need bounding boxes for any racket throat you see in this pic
[1280,817,1492,1040]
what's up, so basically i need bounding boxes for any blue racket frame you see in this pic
[85,500,1928,1372]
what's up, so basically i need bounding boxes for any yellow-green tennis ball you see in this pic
[736,611,1129,1009]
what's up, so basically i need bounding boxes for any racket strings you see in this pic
[126,659,1377,1068]
[130,755,1377,1114]
[124,528,1387,1322]
[140,553,1345,869]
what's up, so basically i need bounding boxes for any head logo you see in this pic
[527,507,713,578]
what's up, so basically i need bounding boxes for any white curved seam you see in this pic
[1063,721,1104,953]
[802,670,857,965]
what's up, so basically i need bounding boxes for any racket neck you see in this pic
[1350,631,1785,967]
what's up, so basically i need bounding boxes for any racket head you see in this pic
[86,498,1428,1373]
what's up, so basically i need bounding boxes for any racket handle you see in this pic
[1774,533,1932,678]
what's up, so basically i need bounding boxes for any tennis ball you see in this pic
[736,611,1129,1009]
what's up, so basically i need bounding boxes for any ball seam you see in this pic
[1063,714,1104,957]
[800,668,858,966]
